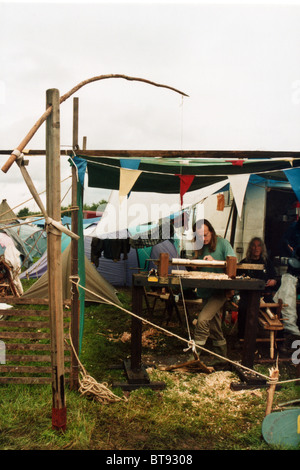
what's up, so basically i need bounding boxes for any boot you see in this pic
[209,343,228,366]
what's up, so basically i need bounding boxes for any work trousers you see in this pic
[194,291,227,347]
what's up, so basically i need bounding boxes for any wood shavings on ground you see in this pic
[119,328,165,349]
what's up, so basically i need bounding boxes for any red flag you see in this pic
[176,175,195,205]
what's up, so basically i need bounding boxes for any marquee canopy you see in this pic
[77,154,300,195]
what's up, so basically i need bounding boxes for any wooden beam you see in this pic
[1,149,300,159]
[46,88,67,432]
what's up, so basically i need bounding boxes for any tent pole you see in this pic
[230,200,238,248]
[46,88,66,431]
[70,97,80,391]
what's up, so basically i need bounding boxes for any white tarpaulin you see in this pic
[92,179,229,238]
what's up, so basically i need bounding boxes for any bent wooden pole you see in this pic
[46,88,67,432]
[2,74,188,173]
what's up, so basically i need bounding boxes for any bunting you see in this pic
[228,173,250,218]
[176,174,195,205]
[70,156,87,187]
[119,159,142,203]
[283,168,300,202]
[119,168,142,203]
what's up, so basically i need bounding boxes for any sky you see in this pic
[1,0,300,213]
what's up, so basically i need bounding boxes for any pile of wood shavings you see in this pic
[119,328,165,349]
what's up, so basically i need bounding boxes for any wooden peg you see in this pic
[158,253,169,278]
[226,256,237,279]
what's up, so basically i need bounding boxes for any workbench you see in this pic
[115,271,266,390]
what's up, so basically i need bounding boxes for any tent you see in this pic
[0,199,17,223]
[21,243,121,306]
[9,223,47,260]
[20,229,181,287]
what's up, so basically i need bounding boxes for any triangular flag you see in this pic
[176,175,195,205]
[120,159,141,170]
[284,168,300,202]
[228,174,250,218]
[119,168,142,203]
[68,156,87,187]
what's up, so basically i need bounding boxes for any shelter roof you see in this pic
[76,153,299,193]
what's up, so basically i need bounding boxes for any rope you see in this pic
[69,278,282,382]
[67,319,126,404]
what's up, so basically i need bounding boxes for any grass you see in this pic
[0,283,300,450]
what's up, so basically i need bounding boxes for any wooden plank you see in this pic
[2,149,300,159]
[5,343,70,351]
[6,355,70,362]
[0,365,70,373]
[0,309,70,317]
[0,331,51,339]
[0,296,71,306]
[0,377,53,384]
[0,320,70,328]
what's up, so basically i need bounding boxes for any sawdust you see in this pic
[119,328,165,349]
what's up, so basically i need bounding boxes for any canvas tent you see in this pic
[9,223,47,260]
[21,243,121,306]
[0,199,17,224]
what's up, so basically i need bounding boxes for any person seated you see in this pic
[237,237,277,340]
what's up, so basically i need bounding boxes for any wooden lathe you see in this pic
[113,253,268,391]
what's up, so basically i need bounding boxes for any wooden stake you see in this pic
[46,88,66,431]
[265,362,279,416]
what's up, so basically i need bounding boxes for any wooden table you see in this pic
[118,273,266,389]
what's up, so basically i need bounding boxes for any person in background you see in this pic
[280,218,300,258]
[192,219,236,364]
[237,237,277,340]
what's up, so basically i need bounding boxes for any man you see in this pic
[192,219,236,363]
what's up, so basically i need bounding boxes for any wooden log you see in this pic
[46,88,67,432]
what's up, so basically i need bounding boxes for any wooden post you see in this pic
[265,365,279,416]
[70,97,80,391]
[130,285,144,371]
[230,200,238,247]
[241,290,261,369]
[46,88,66,431]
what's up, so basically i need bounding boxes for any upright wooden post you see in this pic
[70,97,80,390]
[46,88,67,431]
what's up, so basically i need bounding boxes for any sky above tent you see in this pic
[1,0,300,212]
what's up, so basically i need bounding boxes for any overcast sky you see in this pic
[1,0,300,212]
